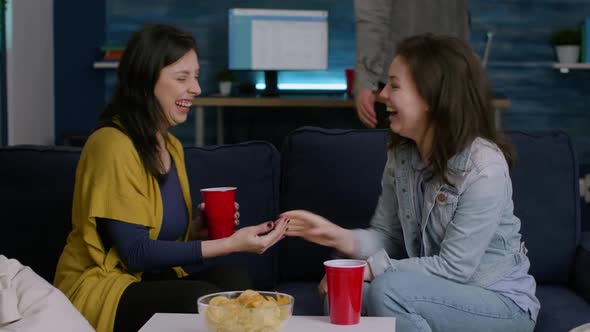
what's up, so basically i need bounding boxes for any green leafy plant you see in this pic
[216,69,235,82]
[549,28,581,46]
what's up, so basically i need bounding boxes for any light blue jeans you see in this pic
[325,270,535,332]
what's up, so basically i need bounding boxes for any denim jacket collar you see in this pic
[403,138,488,179]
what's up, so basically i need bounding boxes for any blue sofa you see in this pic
[1,127,589,332]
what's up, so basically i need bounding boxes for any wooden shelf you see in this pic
[191,96,510,147]
[192,96,354,108]
[93,61,118,69]
[192,96,510,109]
[95,61,589,73]
[552,63,590,73]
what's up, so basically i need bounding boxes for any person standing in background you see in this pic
[354,0,470,128]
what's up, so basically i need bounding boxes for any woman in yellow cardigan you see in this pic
[54,24,289,332]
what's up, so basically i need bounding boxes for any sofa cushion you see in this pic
[276,281,324,316]
[535,285,590,332]
[509,131,580,284]
[0,146,81,283]
[279,127,388,282]
[183,142,280,289]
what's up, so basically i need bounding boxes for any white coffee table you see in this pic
[138,313,395,332]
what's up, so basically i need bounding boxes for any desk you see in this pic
[138,313,396,332]
[192,96,511,147]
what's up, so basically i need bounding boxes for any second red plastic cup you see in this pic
[200,187,237,239]
[345,68,355,98]
[324,259,366,325]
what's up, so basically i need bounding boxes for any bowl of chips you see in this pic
[197,289,294,332]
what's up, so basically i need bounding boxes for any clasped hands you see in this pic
[192,205,371,295]
[191,202,289,255]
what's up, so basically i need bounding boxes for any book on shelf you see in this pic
[101,45,125,60]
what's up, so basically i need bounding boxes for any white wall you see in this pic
[5,0,54,145]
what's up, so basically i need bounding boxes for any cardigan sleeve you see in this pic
[76,128,156,230]
[97,218,202,272]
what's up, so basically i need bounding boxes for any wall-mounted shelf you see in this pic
[552,63,590,73]
[93,61,118,69]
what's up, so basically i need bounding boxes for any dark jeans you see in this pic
[113,264,252,332]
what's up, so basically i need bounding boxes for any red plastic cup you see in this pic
[200,187,237,239]
[324,259,366,325]
[345,69,355,98]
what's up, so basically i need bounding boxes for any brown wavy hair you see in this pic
[388,34,514,185]
[97,24,198,180]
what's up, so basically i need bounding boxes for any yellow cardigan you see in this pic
[54,127,193,332]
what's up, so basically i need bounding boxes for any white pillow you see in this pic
[0,255,95,332]
[570,323,590,332]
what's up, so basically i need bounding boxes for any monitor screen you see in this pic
[228,8,328,71]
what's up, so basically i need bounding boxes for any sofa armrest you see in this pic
[572,244,590,304]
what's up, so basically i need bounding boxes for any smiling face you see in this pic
[379,55,431,144]
[154,49,201,129]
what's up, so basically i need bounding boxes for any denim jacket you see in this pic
[353,137,531,288]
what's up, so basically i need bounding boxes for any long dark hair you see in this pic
[98,24,197,180]
[389,34,514,185]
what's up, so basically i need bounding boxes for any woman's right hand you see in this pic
[280,210,355,255]
[229,217,289,254]
[318,274,328,299]
[190,202,240,241]
[355,89,377,128]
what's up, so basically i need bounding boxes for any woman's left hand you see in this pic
[363,264,374,281]
[189,202,240,240]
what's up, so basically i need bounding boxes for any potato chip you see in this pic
[210,296,233,306]
[275,293,290,305]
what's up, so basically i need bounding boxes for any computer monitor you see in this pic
[228,8,328,96]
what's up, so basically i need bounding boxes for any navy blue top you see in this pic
[97,160,202,272]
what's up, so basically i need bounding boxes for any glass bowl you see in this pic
[197,290,294,332]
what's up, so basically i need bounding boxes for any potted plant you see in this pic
[549,28,582,63]
[216,69,235,96]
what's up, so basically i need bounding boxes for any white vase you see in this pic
[219,81,232,96]
[555,45,580,63]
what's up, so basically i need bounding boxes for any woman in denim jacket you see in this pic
[282,34,540,332]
